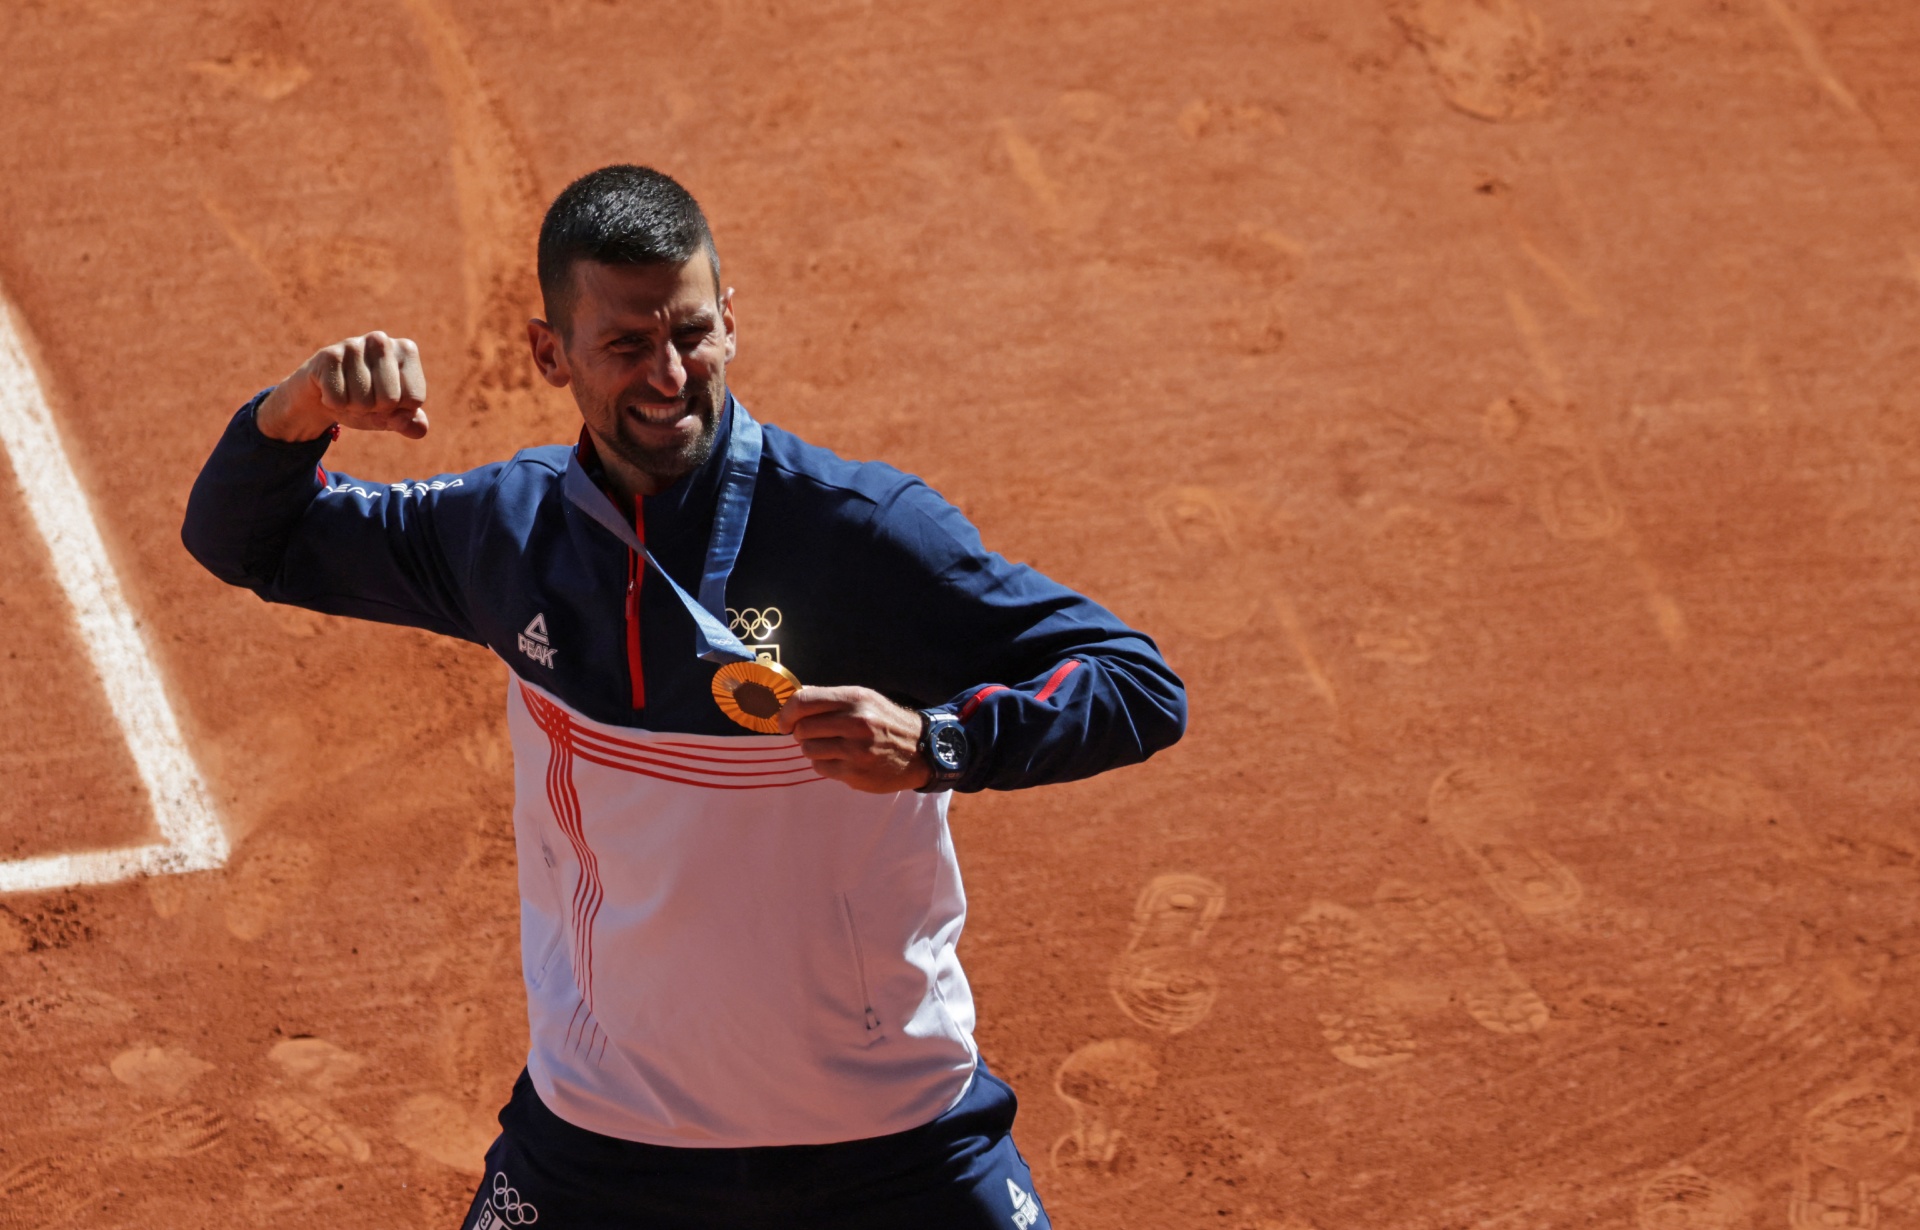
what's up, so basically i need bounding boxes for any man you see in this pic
[184,165,1185,1228]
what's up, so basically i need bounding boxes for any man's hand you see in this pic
[255,332,429,443]
[778,686,931,794]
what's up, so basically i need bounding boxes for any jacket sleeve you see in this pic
[180,390,498,644]
[860,479,1187,792]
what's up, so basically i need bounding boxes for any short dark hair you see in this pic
[537,165,721,330]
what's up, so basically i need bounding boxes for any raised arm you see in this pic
[182,333,492,643]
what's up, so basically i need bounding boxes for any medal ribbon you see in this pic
[561,398,762,663]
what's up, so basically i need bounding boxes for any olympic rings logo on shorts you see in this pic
[726,606,783,642]
[491,1172,539,1225]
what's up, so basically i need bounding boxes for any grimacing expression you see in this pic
[555,257,735,490]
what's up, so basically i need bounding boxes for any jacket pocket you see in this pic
[527,930,564,992]
[839,893,884,1044]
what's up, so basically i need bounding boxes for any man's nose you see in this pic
[646,343,687,397]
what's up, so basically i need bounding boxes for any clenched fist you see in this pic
[255,331,429,443]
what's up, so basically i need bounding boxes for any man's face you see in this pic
[530,256,736,495]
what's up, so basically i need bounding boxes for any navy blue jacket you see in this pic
[182,391,1186,791]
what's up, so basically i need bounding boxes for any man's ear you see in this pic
[528,318,571,388]
[721,287,738,364]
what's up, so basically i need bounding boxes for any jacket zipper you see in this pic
[840,893,882,1034]
[626,498,645,711]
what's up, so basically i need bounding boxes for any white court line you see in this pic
[0,292,227,893]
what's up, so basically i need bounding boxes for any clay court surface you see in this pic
[3,0,1920,1225]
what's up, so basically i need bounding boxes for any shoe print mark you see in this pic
[0,1154,92,1225]
[1805,1088,1913,1170]
[1387,0,1555,122]
[1484,396,1622,546]
[119,1102,229,1159]
[1144,487,1261,642]
[1050,1039,1159,1177]
[1493,291,1687,647]
[1109,873,1226,1034]
[254,1094,372,1163]
[1371,880,1549,1035]
[390,1092,496,1176]
[1277,901,1416,1069]
[1790,1088,1913,1230]
[1638,1167,1748,1230]
[268,1037,366,1092]
[1427,762,1582,915]
[1662,758,1920,883]
[108,1044,215,1098]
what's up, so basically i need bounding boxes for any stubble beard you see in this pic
[601,371,726,490]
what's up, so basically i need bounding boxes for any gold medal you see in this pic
[711,659,801,733]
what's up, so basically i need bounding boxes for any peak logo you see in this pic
[1007,1178,1041,1229]
[518,613,557,668]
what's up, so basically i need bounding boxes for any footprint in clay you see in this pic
[109,1044,216,1099]
[1144,488,1262,642]
[119,1103,230,1159]
[1050,1038,1159,1181]
[1637,1167,1748,1230]
[268,1036,367,1092]
[1109,873,1226,1035]
[1529,446,1624,542]
[1370,880,1549,1035]
[1277,901,1417,1070]
[1388,0,1554,122]
[1482,400,1623,543]
[255,1094,372,1163]
[0,1154,94,1224]
[1651,760,1821,860]
[1790,1088,1914,1230]
[1427,762,1583,916]
[391,1092,498,1176]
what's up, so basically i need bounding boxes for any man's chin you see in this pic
[612,418,717,484]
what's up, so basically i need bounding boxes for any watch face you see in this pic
[931,723,967,771]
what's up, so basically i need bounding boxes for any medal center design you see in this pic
[732,681,781,719]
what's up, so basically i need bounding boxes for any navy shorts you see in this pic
[460,1063,1051,1230]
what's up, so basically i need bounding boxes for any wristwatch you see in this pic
[915,710,971,793]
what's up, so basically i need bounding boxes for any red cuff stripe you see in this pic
[1033,659,1081,703]
[958,684,1010,720]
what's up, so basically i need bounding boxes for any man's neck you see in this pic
[603,455,674,509]
[581,430,686,510]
